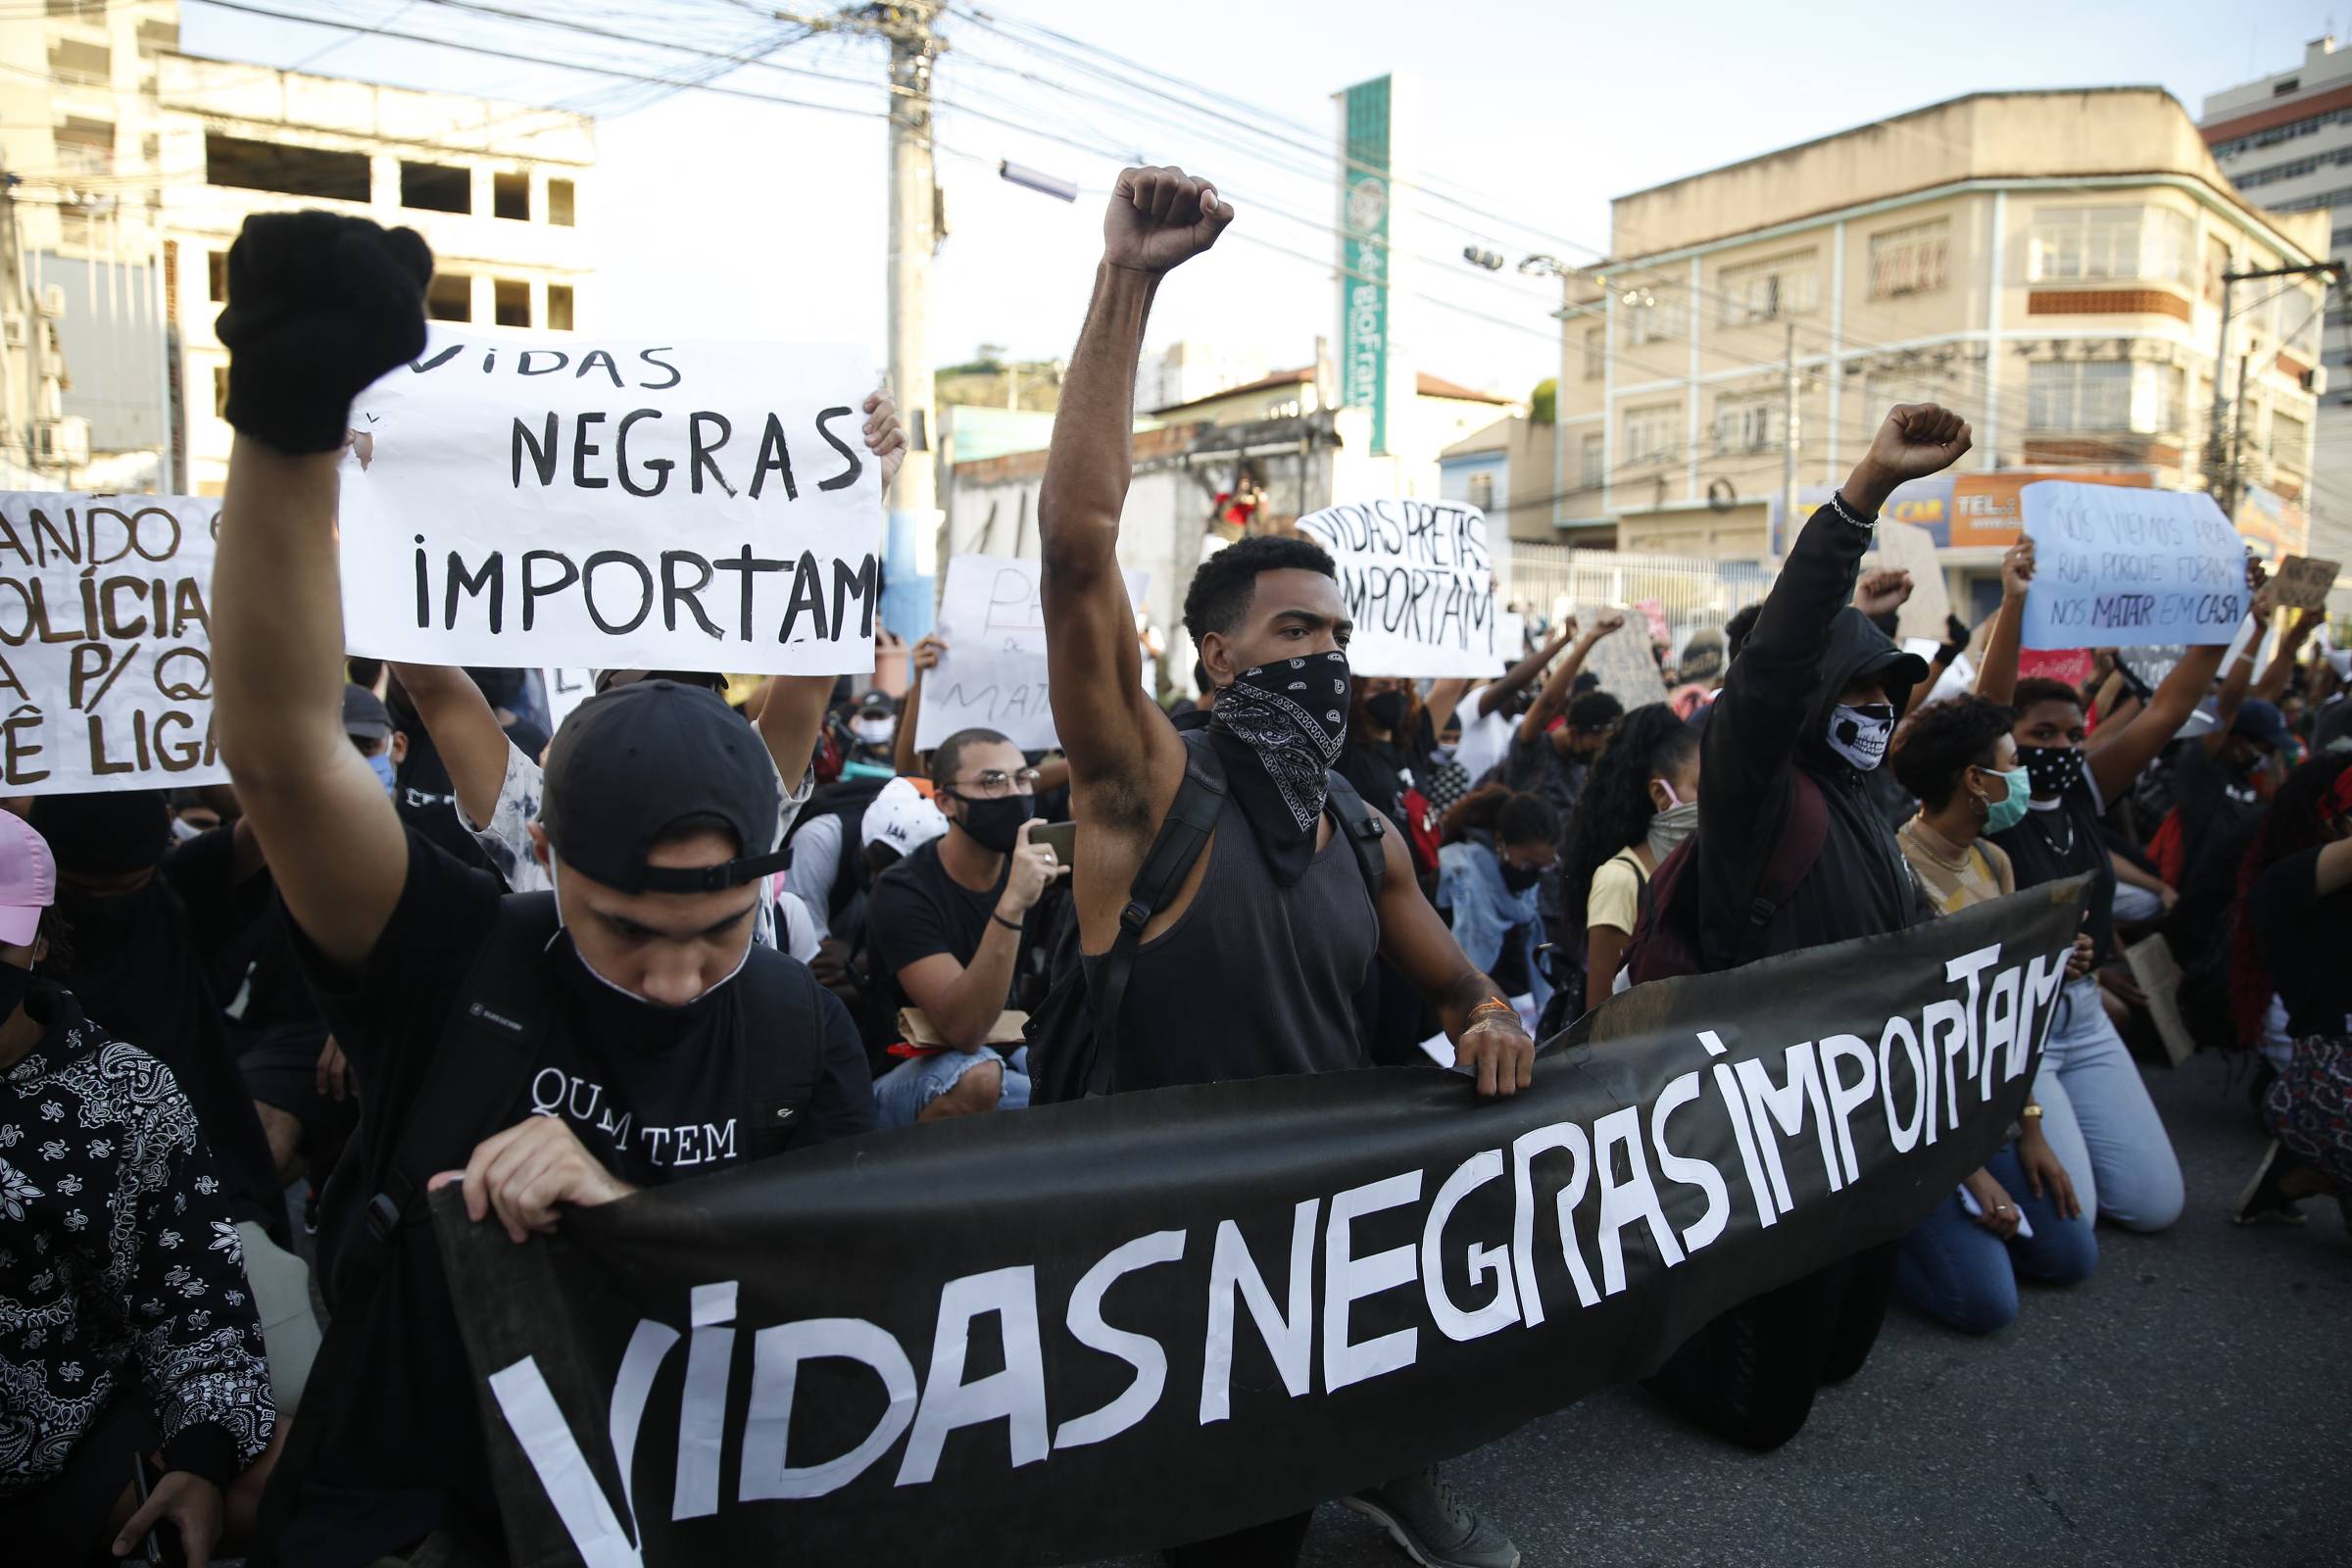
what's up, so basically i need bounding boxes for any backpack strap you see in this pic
[734,947,827,1159]
[250,894,562,1566]
[1082,734,1229,1096]
[1748,771,1829,932]
[1321,766,1390,902]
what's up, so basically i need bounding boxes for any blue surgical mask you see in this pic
[1978,763,2031,833]
[368,752,397,797]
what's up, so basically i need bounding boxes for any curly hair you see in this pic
[1556,703,1698,935]
[2229,750,2352,1050]
[1442,784,1560,848]
[1891,696,2015,811]
[1181,533,1337,647]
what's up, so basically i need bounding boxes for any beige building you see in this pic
[0,2,594,495]
[1551,87,2328,612]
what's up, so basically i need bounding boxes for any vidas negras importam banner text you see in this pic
[436,877,2089,1567]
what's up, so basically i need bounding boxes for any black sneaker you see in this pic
[2231,1140,2308,1226]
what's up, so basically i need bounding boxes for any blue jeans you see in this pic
[2037,976,2184,1232]
[872,1045,1031,1129]
[1898,1144,2099,1334]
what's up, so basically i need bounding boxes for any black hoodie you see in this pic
[1692,504,1933,970]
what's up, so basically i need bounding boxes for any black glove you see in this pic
[1938,612,1970,664]
[216,211,433,456]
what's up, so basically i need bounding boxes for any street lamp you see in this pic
[998,160,1077,203]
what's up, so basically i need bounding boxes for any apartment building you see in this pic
[1551,88,2327,614]
[2203,36,2352,602]
[0,1,594,494]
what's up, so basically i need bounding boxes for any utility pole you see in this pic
[1782,318,1800,537]
[2208,259,2342,520]
[878,1,943,642]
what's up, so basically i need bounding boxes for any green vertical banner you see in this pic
[1341,75,1393,456]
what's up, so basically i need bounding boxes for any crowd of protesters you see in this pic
[2,173,2348,1568]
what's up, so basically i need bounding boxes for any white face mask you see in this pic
[548,858,753,1008]
[1827,703,1896,772]
[851,715,896,746]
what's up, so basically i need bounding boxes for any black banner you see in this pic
[436,879,2088,1567]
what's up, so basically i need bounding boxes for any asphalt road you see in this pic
[1102,1051,2351,1568]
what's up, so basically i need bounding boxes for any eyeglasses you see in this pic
[949,767,1041,798]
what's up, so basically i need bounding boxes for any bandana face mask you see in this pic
[2017,743,2087,802]
[1827,703,1895,772]
[1209,651,1350,833]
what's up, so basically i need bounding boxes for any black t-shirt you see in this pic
[166,827,322,1042]
[2172,742,2264,885]
[1989,772,2118,959]
[2250,846,2352,1037]
[50,867,287,1248]
[866,840,1017,1012]
[283,830,871,1565]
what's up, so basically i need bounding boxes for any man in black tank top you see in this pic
[1039,167,1534,1568]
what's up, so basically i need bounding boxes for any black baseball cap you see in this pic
[539,680,789,895]
[343,684,393,741]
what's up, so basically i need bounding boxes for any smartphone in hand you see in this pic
[1032,820,1077,867]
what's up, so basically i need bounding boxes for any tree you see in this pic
[1530,377,1556,424]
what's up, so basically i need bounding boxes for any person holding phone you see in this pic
[866,727,1064,1125]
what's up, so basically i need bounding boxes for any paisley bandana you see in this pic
[1208,651,1350,886]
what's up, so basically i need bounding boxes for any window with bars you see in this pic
[1622,403,1680,466]
[1867,220,1949,299]
[2029,207,2193,284]
[1579,431,1604,490]
[1467,471,1494,514]
[1710,394,1784,454]
[1718,251,1818,324]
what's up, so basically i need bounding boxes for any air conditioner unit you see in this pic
[1,313,23,348]
[34,416,90,466]
[38,285,65,319]
[2304,365,2329,396]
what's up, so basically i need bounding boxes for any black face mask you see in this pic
[0,958,31,1022]
[55,885,148,958]
[555,935,727,1052]
[2017,744,2086,802]
[1499,860,1545,894]
[952,793,1034,855]
[1365,691,1408,732]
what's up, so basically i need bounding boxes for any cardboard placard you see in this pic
[0,492,223,793]
[1295,500,1511,677]
[915,554,1148,752]
[543,666,593,732]
[1572,605,1669,708]
[2020,483,2245,650]
[1872,519,1951,643]
[339,328,884,674]
[2272,556,2340,612]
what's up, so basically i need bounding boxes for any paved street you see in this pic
[1105,1052,2350,1568]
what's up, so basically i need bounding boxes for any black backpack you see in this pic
[783,773,893,937]
[252,893,836,1564]
[1025,730,1389,1103]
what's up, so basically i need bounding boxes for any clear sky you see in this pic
[186,0,2340,404]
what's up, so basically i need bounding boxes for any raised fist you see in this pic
[1850,404,1972,509]
[217,211,432,455]
[1103,166,1234,276]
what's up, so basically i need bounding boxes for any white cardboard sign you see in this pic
[339,328,883,674]
[1572,606,1670,708]
[2021,483,2246,651]
[1872,519,1951,642]
[1295,500,1511,678]
[0,492,224,793]
[543,666,593,732]
[915,554,1149,752]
